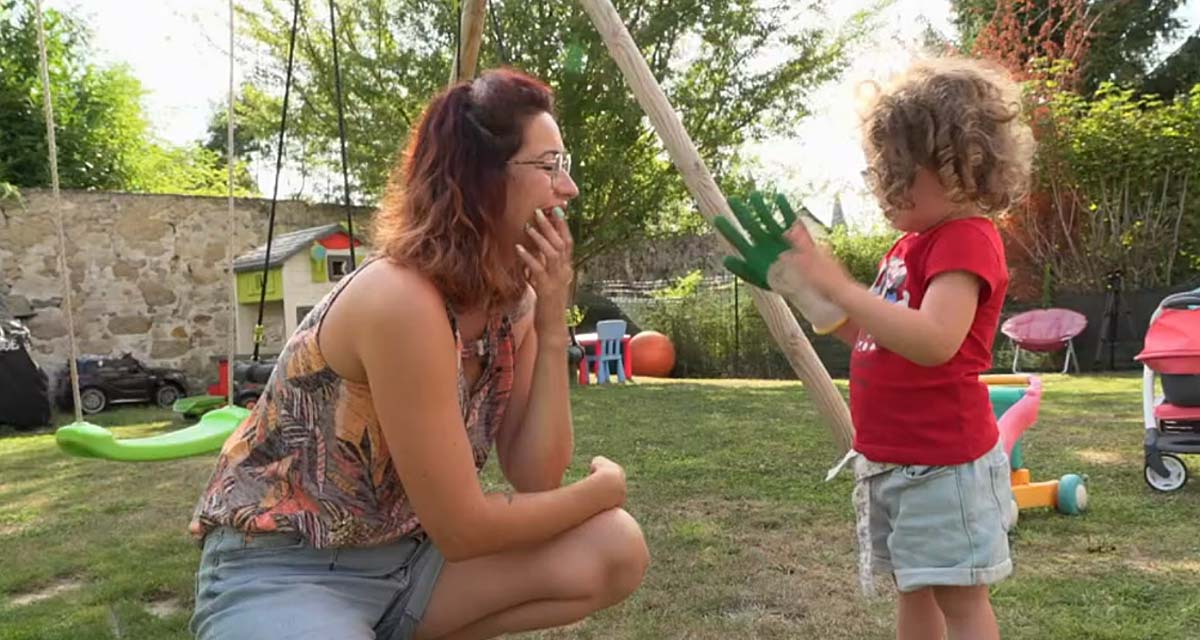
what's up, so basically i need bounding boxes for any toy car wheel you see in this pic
[1005,498,1019,530]
[1056,474,1087,515]
[79,387,107,414]
[1144,454,1188,493]
[155,385,182,408]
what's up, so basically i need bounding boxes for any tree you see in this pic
[949,0,1200,298]
[952,0,1188,93]
[0,0,255,196]
[0,0,149,189]
[1142,31,1200,99]
[127,144,256,197]
[234,0,857,269]
[202,83,280,192]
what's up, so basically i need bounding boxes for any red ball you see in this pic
[630,331,675,377]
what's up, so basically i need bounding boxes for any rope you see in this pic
[33,0,83,422]
[226,0,238,403]
[327,0,355,268]
[453,0,462,82]
[487,0,508,64]
[253,0,302,362]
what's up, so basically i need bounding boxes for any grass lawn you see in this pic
[2,373,1199,639]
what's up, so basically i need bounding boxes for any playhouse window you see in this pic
[328,256,352,281]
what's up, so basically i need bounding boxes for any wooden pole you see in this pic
[577,0,854,453]
[450,0,488,84]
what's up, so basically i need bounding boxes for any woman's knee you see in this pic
[583,508,649,604]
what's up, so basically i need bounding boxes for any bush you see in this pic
[1003,78,1200,297]
[826,224,899,286]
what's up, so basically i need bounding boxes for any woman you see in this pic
[189,68,649,640]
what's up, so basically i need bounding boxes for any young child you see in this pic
[715,56,1035,640]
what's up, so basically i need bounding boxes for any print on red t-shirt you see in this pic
[849,217,1009,466]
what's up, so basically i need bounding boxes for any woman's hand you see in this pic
[517,207,574,335]
[587,456,627,509]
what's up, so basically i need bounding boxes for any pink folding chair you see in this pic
[1001,308,1088,374]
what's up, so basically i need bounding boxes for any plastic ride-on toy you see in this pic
[173,357,274,418]
[983,373,1088,528]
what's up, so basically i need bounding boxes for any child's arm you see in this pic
[779,225,980,367]
[827,272,980,366]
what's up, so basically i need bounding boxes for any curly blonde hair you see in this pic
[859,56,1035,216]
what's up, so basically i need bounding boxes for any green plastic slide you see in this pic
[173,394,228,418]
[54,405,250,462]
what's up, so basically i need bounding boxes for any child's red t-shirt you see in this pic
[849,216,1009,465]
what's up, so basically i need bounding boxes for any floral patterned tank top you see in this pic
[189,257,523,548]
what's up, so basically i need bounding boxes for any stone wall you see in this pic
[0,189,371,392]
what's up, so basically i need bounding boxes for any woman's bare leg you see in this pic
[414,508,649,640]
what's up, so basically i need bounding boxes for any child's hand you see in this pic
[779,222,855,301]
[711,192,847,334]
[712,192,797,290]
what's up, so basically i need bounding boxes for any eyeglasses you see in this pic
[509,152,572,188]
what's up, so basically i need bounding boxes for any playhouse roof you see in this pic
[233,223,364,273]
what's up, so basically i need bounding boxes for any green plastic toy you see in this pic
[172,394,228,418]
[55,405,250,462]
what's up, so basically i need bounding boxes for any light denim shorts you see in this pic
[190,526,444,640]
[865,440,1014,592]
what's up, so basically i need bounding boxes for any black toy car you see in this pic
[56,354,189,414]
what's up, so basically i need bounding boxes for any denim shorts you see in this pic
[863,440,1014,592]
[190,526,444,640]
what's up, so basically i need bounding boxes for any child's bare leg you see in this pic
[931,585,998,640]
[897,587,946,640]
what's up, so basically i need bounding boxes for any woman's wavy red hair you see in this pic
[373,68,554,310]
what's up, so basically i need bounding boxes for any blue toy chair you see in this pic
[588,319,628,384]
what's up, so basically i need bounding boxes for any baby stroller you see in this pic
[1137,287,1200,492]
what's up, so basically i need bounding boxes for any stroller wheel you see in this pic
[1144,454,1188,493]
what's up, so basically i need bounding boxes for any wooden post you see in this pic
[449,0,488,84]
[577,0,854,453]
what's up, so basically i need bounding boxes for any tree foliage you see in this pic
[233,0,857,268]
[0,0,254,195]
[952,0,1188,93]
[1001,79,1200,295]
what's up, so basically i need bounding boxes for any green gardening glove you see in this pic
[711,191,800,290]
[711,191,848,334]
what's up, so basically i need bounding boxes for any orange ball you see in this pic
[630,331,675,377]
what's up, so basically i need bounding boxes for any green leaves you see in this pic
[1013,72,1200,290]
[232,0,855,268]
[0,2,246,196]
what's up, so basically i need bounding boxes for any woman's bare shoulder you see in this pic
[342,259,445,319]
[319,260,451,380]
